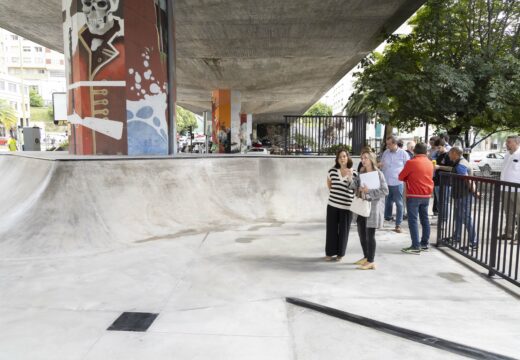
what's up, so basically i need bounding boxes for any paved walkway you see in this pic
[1,219,519,360]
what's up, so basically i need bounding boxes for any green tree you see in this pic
[176,105,198,135]
[304,102,333,116]
[29,88,44,107]
[346,0,520,148]
[0,99,17,133]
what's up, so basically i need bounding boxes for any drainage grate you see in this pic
[107,312,159,332]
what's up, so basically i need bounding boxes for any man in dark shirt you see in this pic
[433,139,453,220]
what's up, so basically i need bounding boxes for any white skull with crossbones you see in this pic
[81,0,119,35]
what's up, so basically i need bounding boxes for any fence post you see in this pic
[488,182,501,277]
[436,174,445,247]
[284,116,288,155]
[317,117,322,155]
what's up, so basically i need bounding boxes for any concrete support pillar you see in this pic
[63,0,175,155]
[239,113,253,152]
[211,89,241,153]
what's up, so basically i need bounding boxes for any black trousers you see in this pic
[325,205,352,257]
[357,216,376,262]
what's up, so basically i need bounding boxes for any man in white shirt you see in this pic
[380,136,409,232]
[500,135,520,240]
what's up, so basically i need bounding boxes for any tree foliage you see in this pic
[0,99,17,132]
[176,105,198,135]
[346,0,520,148]
[29,88,44,107]
[304,102,333,116]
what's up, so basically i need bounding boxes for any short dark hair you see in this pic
[334,148,353,169]
[386,135,398,145]
[414,143,428,155]
[433,139,446,147]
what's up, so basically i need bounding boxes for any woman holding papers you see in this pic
[355,150,389,270]
[325,148,358,261]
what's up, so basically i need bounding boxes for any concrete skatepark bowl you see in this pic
[0,153,519,359]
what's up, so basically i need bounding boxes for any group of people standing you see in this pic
[323,134,520,268]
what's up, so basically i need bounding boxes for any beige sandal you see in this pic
[354,257,367,265]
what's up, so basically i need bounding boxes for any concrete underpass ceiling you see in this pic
[0,0,424,121]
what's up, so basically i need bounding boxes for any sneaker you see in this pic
[420,246,430,252]
[393,226,402,233]
[460,244,478,252]
[401,246,421,254]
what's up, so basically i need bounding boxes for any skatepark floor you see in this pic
[1,220,519,360]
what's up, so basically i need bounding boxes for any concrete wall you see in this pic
[0,155,337,257]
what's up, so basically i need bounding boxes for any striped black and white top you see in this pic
[328,168,358,210]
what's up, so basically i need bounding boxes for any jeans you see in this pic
[454,195,477,246]
[326,205,352,257]
[385,184,404,226]
[406,197,430,249]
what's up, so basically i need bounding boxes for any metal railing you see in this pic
[282,114,367,155]
[436,173,520,286]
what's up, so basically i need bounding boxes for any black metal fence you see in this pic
[437,173,520,286]
[282,114,367,155]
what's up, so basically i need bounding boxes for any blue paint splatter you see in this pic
[153,117,161,127]
[127,110,134,120]
[136,106,154,119]
[127,121,168,155]
[160,129,167,140]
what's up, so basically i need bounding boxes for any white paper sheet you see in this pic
[359,171,380,189]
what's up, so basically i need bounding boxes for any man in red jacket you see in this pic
[398,143,434,254]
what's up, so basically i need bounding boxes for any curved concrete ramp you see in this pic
[0,154,332,258]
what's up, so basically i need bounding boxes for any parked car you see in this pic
[478,152,505,176]
[245,148,270,155]
[469,151,504,176]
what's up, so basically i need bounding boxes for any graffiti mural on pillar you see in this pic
[63,0,170,155]
[212,90,231,153]
[125,0,169,155]
[64,0,127,155]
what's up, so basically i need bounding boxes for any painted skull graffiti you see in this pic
[81,0,119,34]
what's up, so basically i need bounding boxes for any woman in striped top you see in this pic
[325,148,358,261]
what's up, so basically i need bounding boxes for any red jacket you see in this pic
[398,154,434,198]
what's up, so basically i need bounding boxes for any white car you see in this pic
[245,148,270,155]
[470,152,504,176]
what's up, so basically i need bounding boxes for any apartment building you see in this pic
[0,28,66,108]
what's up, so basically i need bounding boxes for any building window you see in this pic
[24,86,29,95]
[23,46,31,52]
[60,59,64,65]
[10,101,17,110]
[45,59,51,65]
[38,69,46,74]
[10,35,18,40]
[35,47,43,52]
[35,58,43,64]
[23,57,31,64]
[8,83,17,92]
[11,57,19,63]
[0,81,4,91]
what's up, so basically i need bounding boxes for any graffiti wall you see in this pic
[63,0,171,155]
